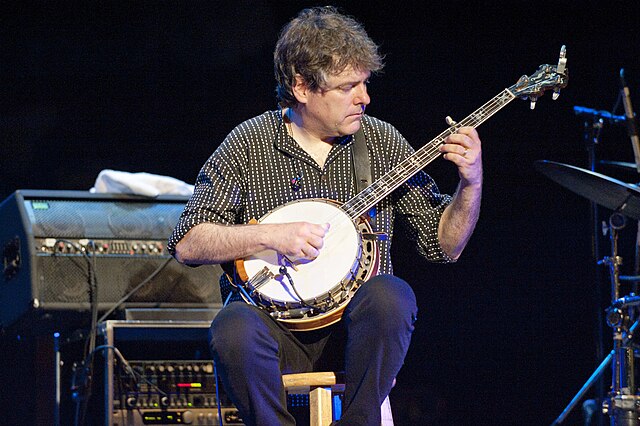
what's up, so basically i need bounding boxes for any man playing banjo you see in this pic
[169,6,482,425]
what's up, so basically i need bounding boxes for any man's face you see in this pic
[299,66,371,141]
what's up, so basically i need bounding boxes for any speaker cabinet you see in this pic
[0,190,223,332]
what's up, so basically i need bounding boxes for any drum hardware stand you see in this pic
[552,213,640,425]
[602,213,640,426]
[588,113,608,426]
[585,110,611,426]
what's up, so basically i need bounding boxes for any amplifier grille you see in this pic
[35,255,218,307]
[26,199,183,239]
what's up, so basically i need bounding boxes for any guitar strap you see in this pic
[352,127,372,194]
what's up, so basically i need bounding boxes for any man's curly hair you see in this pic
[274,6,384,108]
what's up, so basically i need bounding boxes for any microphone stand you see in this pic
[585,112,607,426]
[619,69,640,296]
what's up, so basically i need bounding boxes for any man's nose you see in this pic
[355,83,370,106]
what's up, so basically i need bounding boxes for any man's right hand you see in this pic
[265,222,330,260]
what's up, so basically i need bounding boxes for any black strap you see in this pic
[352,127,372,194]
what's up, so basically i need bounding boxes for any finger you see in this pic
[307,234,325,250]
[445,126,480,146]
[439,142,470,159]
[309,223,330,237]
[457,126,480,142]
[444,133,472,149]
[300,245,319,259]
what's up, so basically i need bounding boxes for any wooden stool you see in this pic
[282,372,394,426]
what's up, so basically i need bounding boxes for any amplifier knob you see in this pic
[160,396,169,407]
[182,410,194,424]
[126,396,137,408]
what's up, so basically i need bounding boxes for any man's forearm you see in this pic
[174,220,330,265]
[174,222,270,265]
[438,181,482,260]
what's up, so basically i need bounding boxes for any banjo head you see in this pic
[236,198,377,329]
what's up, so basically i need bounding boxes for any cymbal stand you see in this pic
[552,213,640,426]
[601,213,640,426]
[587,116,608,422]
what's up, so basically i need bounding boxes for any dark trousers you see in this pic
[209,274,417,426]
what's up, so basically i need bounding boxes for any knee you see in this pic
[347,275,417,325]
[209,302,275,363]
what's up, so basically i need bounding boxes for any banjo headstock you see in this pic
[510,45,569,109]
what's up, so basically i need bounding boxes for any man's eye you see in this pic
[340,81,369,91]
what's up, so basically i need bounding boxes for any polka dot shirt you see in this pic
[168,110,454,275]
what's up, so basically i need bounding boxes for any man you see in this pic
[168,6,482,425]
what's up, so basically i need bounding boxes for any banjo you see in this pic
[234,46,568,331]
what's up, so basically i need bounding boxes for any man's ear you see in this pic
[292,74,309,105]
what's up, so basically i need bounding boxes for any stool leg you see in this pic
[309,387,333,426]
[332,393,342,421]
[380,395,394,426]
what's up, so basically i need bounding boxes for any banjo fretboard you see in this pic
[341,88,516,220]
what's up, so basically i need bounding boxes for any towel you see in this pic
[91,169,194,197]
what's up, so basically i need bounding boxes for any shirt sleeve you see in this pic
[394,169,455,263]
[167,132,246,256]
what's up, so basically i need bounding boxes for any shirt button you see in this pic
[321,175,328,181]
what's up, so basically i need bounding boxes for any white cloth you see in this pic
[91,169,194,197]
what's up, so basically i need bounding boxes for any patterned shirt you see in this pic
[168,110,454,276]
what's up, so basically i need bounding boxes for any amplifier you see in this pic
[111,360,242,425]
[57,320,242,426]
[0,190,223,331]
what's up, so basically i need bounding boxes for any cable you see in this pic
[71,344,171,426]
[53,239,98,426]
[97,256,173,323]
[278,265,325,312]
[81,241,99,426]
[213,360,224,426]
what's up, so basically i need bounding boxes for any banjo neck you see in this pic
[340,88,516,219]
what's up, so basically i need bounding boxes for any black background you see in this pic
[2,1,640,424]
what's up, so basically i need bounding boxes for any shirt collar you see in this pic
[273,110,354,170]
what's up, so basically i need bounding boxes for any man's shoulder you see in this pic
[233,110,281,133]
[220,110,281,147]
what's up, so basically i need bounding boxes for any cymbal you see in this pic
[599,160,639,171]
[534,160,640,220]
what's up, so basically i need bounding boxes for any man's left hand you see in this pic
[439,126,483,186]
